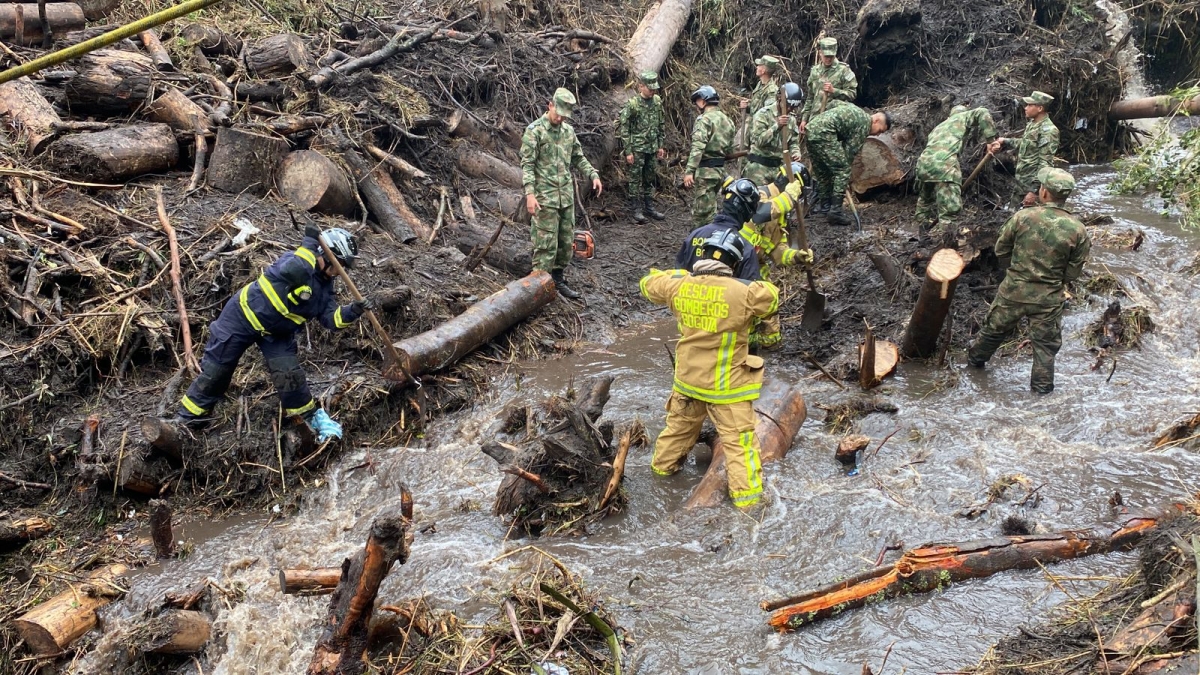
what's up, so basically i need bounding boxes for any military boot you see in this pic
[551,270,582,300]
[630,198,647,224]
[815,197,831,214]
[644,197,665,221]
[827,203,852,226]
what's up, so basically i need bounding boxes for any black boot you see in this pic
[630,198,647,224]
[644,196,665,221]
[551,270,582,300]
[815,197,831,214]
[828,204,852,226]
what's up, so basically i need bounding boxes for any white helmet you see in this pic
[320,227,357,267]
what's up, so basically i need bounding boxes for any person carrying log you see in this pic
[743,82,804,186]
[806,102,891,225]
[987,90,1059,208]
[682,85,736,227]
[175,225,371,441]
[968,168,1091,394]
[798,37,858,137]
[617,71,667,225]
[914,105,998,240]
[640,221,780,509]
[520,87,603,300]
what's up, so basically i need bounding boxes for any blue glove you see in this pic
[305,408,343,443]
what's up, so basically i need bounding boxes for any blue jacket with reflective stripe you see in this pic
[238,236,363,336]
[675,214,762,282]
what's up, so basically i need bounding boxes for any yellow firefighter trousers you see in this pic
[651,391,763,507]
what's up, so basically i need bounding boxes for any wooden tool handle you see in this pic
[316,232,408,375]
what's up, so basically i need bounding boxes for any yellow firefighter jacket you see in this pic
[640,268,780,403]
[740,184,803,269]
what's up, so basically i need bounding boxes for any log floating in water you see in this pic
[279,567,342,595]
[138,609,212,654]
[859,329,899,389]
[13,564,128,654]
[683,378,808,509]
[207,127,288,196]
[0,76,61,153]
[900,248,964,358]
[763,506,1179,631]
[1108,95,1200,120]
[393,271,556,377]
[0,2,83,45]
[63,49,155,113]
[277,150,357,216]
[47,123,179,182]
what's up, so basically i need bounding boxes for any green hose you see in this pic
[0,0,223,86]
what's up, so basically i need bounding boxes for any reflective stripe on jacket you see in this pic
[238,236,363,336]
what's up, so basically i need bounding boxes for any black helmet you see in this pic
[320,227,358,267]
[773,161,811,191]
[721,178,760,223]
[700,229,746,267]
[782,82,804,107]
[691,85,720,105]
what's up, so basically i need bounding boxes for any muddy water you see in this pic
[101,166,1200,674]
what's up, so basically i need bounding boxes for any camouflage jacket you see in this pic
[747,79,780,119]
[685,108,736,175]
[1003,116,1059,192]
[748,103,801,163]
[618,94,665,154]
[520,113,599,209]
[995,201,1090,305]
[915,107,999,183]
[800,60,857,122]
[807,103,870,158]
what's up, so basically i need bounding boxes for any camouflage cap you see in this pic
[1021,90,1055,106]
[754,55,781,72]
[552,87,576,118]
[818,37,838,55]
[1037,167,1075,195]
[638,71,660,90]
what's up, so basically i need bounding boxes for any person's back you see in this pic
[676,213,762,282]
[996,202,1089,305]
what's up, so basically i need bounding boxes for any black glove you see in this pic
[304,223,322,241]
[350,296,377,315]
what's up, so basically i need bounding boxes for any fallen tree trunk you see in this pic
[308,496,412,675]
[365,143,430,184]
[0,75,60,153]
[279,567,342,595]
[446,109,522,155]
[683,378,808,509]
[207,127,288,196]
[900,248,964,358]
[339,147,422,243]
[141,416,182,463]
[0,514,53,547]
[13,564,129,654]
[472,186,530,225]
[1108,94,1200,120]
[138,609,211,654]
[763,506,1179,631]
[0,2,83,45]
[233,78,289,102]
[850,129,916,194]
[47,123,178,182]
[393,271,555,376]
[63,49,155,113]
[453,215,532,276]
[455,144,523,189]
[626,0,692,77]
[277,150,356,216]
[139,29,173,71]
[145,88,208,131]
[244,33,313,78]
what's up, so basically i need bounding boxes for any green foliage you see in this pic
[1112,84,1200,230]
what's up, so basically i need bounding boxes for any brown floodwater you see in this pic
[84,166,1200,674]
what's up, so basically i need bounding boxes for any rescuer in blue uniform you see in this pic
[675,180,763,281]
[177,224,371,442]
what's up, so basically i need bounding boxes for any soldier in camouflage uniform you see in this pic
[799,38,857,131]
[914,105,999,236]
[683,86,736,227]
[806,102,890,225]
[988,91,1059,207]
[737,55,781,156]
[520,88,603,300]
[744,82,804,187]
[618,71,667,224]
[968,167,1090,394]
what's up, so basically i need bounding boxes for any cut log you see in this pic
[859,324,876,390]
[233,79,289,102]
[149,499,174,558]
[339,147,423,243]
[859,337,899,389]
[141,416,182,463]
[0,515,53,548]
[47,123,179,182]
[308,498,412,675]
[763,505,1179,631]
[0,3,83,45]
[279,567,342,595]
[139,29,174,71]
[145,88,208,131]
[13,564,129,654]
[683,378,808,509]
[0,76,61,153]
[207,127,288,196]
[277,150,356,216]
[1109,95,1200,120]
[836,434,871,464]
[179,23,241,56]
[63,49,155,113]
[626,0,693,78]
[245,33,313,78]
[472,186,530,225]
[850,129,916,194]
[868,251,901,287]
[900,248,964,358]
[393,271,555,376]
[139,610,211,654]
[365,143,431,184]
[455,144,523,190]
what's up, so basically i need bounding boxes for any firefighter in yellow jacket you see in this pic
[640,216,781,508]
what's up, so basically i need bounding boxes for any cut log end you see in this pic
[278,567,342,595]
[927,248,965,283]
[277,150,356,216]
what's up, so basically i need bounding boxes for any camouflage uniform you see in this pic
[968,168,1090,393]
[744,102,801,186]
[914,107,998,232]
[799,42,857,123]
[1004,116,1059,195]
[520,92,599,273]
[618,82,665,199]
[805,102,870,201]
[686,107,736,227]
[747,79,781,120]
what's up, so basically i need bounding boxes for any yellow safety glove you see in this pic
[784,179,803,203]
[795,248,814,265]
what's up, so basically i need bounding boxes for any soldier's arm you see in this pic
[570,134,599,180]
[799,72,817,122]
[974,108,999,142]
[1034,124,1060,184]
[833,66,857,101]
[655,97,666,150]
[685,117,709,174]
[749,108,771,149]
[748,280,781,319]
[994,214,1017,260]
[1064,230,1091,285]
[617,101,633,152]
[788,117,802,157]
[519,126,539,195]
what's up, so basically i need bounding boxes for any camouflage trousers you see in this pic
[652,391,763,508]
[968,297,1063,393]
[742,160,778,189]
[627,152,658,198]
[530,204,575,272]
[807,134,851,199]
[691,168,725,227]
[915,180,963,233]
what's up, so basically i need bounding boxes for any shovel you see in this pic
[844,188,862,231]
[793,198,827,332]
